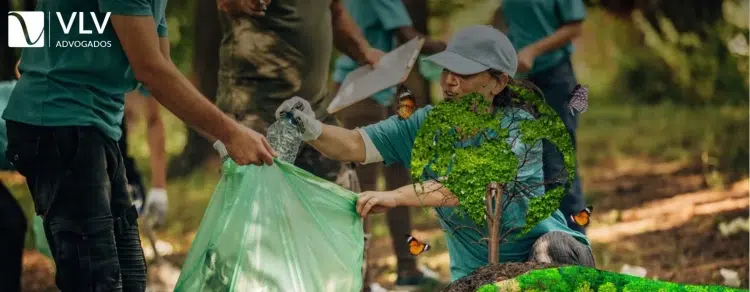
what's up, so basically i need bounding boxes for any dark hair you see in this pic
[488,70,544,118]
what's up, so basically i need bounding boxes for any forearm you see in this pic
[394,180,459,207]
[330,0,371,64]
[395,27,446,55]
[524,23,582,56]
[307,124,366,162]
[138,60,235,144]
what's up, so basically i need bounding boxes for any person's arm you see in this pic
[520,23,582,58]
[110,14,275,165]
[356,180,458,217]
[330,0,380,66]
[111,16,240,144]
[516,0,585,73]
[393,27,446,55]
[308,125,367,162]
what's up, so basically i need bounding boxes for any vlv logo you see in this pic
[7,11,45,47]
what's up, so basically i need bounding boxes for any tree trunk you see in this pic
[0,0,16,81]
[486,182,503,264]
[166,0,221,179]
[400,0,432,107]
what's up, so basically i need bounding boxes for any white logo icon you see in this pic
[8,11,45,48]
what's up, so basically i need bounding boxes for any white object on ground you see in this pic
[418,264,440,280]
[620,264,647,278]
[142,240,174,260]
[369,283,388,292]
[146,260,181,292]
[718,217,749,237]
[720,268,741,287]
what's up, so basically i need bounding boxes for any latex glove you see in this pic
[143,188,168,227]
[275,97,322,141]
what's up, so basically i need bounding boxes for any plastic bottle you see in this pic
[267,112,303,164]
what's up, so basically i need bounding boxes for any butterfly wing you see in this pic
[568,84,589,115]
[406,234,429,256]
[571,207,592,227]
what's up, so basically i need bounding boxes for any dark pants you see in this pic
[527,59,586,233]
[0,181,26,292]
[5,121,147,292]
[118,114,146,209]
[336,97,417,277]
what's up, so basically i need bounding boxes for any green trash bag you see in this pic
[33,215,52,258]
[174,159,365,292]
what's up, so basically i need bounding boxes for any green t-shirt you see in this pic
[3,0,169,141]
[362,104,590,281]
[503,0,585,76]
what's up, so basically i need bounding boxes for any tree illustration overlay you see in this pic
[410,87,575,240]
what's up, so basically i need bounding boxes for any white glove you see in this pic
[143,188,168,228]
[275,96,322,141]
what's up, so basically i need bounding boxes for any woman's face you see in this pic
[439,69,508,102]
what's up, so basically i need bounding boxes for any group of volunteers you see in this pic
[1,0,591,290]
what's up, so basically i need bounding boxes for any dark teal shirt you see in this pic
[3,0,168,141]
[503,0,585,76]
[362,104,589,281]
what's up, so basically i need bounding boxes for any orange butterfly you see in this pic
[406,234,431,256]
[570,206,593,227]
[396,85,416,120]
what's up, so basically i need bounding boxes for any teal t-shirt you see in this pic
[362,104,590,281]
[0,81,17,171]
[332,0,412,106]
[503,0,585,76]
[3,0,169,141]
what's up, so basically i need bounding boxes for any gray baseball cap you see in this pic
[424,25,518,78]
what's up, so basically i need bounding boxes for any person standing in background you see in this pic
[330,0,446,289]
[215,0,383,183]
[500,0,588,233]
[120,86,169,228]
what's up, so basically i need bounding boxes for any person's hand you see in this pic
[362,48,385,69]
[223,124,278,166]
[356,191,400,217]
[516,46,537,74]
[275,97,322,141]
[217,0,270,16]
[142,188,168,228]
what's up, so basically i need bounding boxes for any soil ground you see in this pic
[442,262,556,292]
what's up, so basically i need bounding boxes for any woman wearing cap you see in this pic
[274,25,595,280]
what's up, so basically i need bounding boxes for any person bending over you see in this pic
[274,25,595,281]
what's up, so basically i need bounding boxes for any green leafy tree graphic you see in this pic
[409,86,576,264]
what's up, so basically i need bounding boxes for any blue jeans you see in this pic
[5,121,147,291]
[528,59,586,233]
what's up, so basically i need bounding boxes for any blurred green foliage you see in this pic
[599,0,748,106]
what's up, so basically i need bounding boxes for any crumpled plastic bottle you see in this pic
[266,112,303,164]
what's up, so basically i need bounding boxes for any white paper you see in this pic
[327,37,424,114]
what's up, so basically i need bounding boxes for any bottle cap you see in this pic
[213,140,228,159]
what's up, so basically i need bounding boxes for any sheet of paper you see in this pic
[327,37,424,114]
